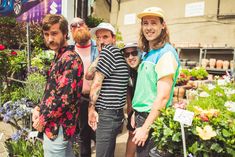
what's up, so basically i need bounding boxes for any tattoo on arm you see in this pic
[89,71,105,107]
[86,57,99,80]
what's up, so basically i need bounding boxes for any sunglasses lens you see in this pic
[131,51,138,56]
[124,53,130,58]
[70,23,77,28]
[124,51,138,58]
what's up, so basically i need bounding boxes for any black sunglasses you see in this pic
[123,51,138,58]
[70,21,85,28]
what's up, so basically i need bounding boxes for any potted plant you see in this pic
[151,81,235,157]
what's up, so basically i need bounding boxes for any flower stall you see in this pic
[151,78,235,157]
[0,43,53,156]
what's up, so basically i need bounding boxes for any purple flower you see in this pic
[11,130,22,141]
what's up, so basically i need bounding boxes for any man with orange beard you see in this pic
[70,17,98,157]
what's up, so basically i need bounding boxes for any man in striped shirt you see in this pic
[88,22,129,157]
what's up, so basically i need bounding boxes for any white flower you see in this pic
[207,84,215,90]
[199,91,210,97]
[224,101,235,112]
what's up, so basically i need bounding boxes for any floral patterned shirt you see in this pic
[39,46,83,140]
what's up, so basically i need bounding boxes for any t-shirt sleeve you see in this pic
[155,51,178,80]
[96,46,116,77]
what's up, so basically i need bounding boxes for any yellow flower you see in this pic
[196,125,217,140]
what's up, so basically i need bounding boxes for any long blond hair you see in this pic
[138,18,169,52]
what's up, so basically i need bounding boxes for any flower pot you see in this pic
[230,60,234,70]
[174,87,185,100]
[216,60,223,69]
[209,58,216,68]
[149,148,174,157]
[223,60,229,70]
[201,59,209,68]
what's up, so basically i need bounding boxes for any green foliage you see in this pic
[152,82,235,156]
[86,15,104,28]
[0,16,45,50]
[5,131,43,157]
[24,73,46,104]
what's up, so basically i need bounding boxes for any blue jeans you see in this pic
[96,108,124,157]
[43,126,75,157]
[135,112,154,157]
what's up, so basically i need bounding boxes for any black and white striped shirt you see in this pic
[96,45,129,109]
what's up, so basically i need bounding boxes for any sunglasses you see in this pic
[123,50,138,58]
[70,21,85,28]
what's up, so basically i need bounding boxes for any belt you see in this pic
[97,108,123,114]
[134,110,149,119]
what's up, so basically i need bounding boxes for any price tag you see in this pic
[28,131,38,139]
[174,108,194,126]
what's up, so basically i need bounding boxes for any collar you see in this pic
[76,43,91,49]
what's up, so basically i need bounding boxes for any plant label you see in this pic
[173,108,194,126]
[0,132,3,140]
[28,131,38,139]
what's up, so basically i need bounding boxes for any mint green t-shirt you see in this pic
[132,43,180,113]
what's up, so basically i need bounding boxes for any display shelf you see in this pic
[205,68,231,75]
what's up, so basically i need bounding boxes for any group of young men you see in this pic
[32,6,180,157]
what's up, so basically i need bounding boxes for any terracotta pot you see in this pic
[201,59,209,68]
[216,60,223,69]
[230,60,234,70]
[209,58,216,68]
[223,60,229,70]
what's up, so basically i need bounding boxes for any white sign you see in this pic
[185,1,205,17]
[124,13,136,25]
[174,108,194,126]
[0,132,3,140]
[28,131,39,139]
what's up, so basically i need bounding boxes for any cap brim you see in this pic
[137,13,164,20]
[90,27,116,36]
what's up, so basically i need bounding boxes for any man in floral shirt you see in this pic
[32,14,83,157]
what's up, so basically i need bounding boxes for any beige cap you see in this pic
[137,7,165,20]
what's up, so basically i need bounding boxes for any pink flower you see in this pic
[0,44,5,50]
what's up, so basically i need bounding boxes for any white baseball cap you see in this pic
[90,22,116,35]
[121,42,138,51]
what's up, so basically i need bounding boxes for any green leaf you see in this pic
[172,132,181,142]
[210,143,223,153]
[222,129,232,137]
[189,141,199,154]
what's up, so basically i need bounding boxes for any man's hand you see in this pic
[32,118,44,132]
[88,105,99,131]
[32,106,40,122]
[132,126,149,146]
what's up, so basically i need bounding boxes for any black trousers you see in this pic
[79,95,96,157]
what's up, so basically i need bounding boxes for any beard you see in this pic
[45,37,66,51]
[73,28,91,45]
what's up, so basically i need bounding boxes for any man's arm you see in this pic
[86,56,99,80]
[88,71,105,130]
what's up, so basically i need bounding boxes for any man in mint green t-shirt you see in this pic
[131,7,180,157]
